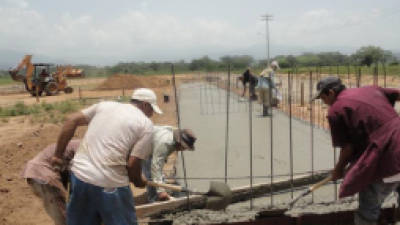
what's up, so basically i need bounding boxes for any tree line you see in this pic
[106,46,398,75]
[1,45,398,78]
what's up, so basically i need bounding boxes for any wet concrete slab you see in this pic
[176,83,334,194]
[154,82,400,224]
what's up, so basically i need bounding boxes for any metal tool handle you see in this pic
[146,180,187,192]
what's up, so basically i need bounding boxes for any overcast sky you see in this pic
[0,0,399,66]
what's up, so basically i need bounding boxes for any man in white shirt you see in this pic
[51,88,162,225]
[257,60,282,116]
[142,126,196,202]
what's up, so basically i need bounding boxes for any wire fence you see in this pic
[173,63,400,212]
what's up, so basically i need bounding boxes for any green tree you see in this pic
[286,55,297,67]
[220,55,254,70]
[352,46,389,67]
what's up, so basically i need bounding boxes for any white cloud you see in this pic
[271,8,397,51]
[0,3,398,65]
[0,5,257,64]
[3,0,28,8]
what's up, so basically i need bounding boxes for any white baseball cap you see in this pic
[271,60,280,69]
[131,88,163,114]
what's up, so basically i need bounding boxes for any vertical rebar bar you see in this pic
[200,84,204,115]
[288,71,294,199]
[334,147,338,201]
[209,76,215,114]
[269,66,274,206]
[336,65,339,78]
[217,78,222,113]
[383,63,387,88]
[309,71,315,202]
[225,65,231,184]
[347,64,350,88]
[171,64,190,210]
[204,80,209,115]
[300,82,304,106]
[249,89,254,209]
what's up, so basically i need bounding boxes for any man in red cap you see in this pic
[314,76,400,225]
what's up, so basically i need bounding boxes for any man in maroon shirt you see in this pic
[21,140,80,225]
[313,76,400,225]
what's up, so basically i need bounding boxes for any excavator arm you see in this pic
[9,55,35,90]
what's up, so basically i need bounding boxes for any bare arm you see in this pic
[53,112,88,163]
[331,144,354,181]
[127,156,146,188]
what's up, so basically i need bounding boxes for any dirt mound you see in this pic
[96,74,170,90]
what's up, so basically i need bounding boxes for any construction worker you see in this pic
[40,69,49,78]
[21,140,80,225]
[256,60,281,116]
[143,126,197,202]
[239,68,258,100]
[313,76,400,225]
[51,88,162,225]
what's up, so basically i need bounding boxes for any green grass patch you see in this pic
[0,76,14,86]
[0,100,83,123]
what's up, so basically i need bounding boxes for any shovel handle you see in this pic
[309,174,332,192]
[146,180,186,192]
[289,174,332,207]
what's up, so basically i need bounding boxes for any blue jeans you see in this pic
[67,172,137,225]
[142,156,158,203]
[355,182,398,225]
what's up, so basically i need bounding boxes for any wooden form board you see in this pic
[135,171,330,218]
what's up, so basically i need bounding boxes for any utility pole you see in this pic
[261,14,273,66]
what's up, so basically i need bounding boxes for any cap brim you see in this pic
[311,93,321,101]
[181,141,195,150]
[151,103,163,114]
[173,129,195,150]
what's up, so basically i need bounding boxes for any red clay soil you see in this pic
[0,75,180,225]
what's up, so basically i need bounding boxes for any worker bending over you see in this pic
[143,126,197,202]
[22,140,80,225]
[239,68,258,100]
[51,88,162,225]
[314,76,400,225]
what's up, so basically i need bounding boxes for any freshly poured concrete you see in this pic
[176,82,333,193]
[156,82,400,224]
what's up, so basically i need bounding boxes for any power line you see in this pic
[261,14,273,66]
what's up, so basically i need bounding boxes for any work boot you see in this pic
[262,106,270,117]
[354,213,378,225]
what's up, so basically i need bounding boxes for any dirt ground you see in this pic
[0,74,188,225]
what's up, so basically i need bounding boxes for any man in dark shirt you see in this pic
[239,68,258,100]
[313,76,400,225]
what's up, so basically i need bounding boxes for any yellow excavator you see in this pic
[56,65,85,78]
[9,55,73,96]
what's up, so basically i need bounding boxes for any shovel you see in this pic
[289,174,332,208]
[146,180,233,210]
